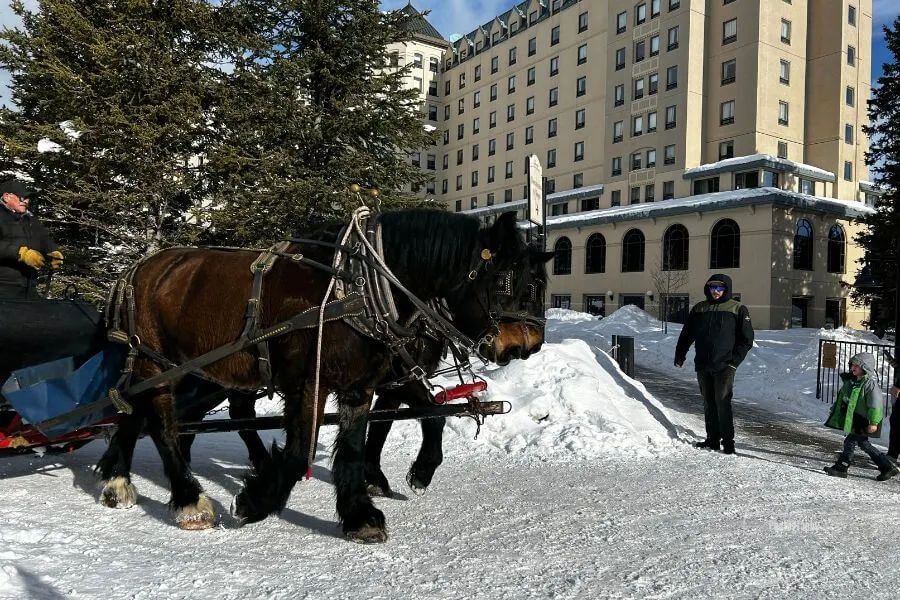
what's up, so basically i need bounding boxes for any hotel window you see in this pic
[648,73,658,95]
[389,52,399,68]
[734,171,759,189]
[486,192,494,206]
[442,154,449,169]
[456,175,462,191]
[636,3,647,25]
[720,100,735,126]
[631,152,642,171]
[428,80,438,96]
[635,40,646,62]
[578,44,587,65]
[529,10,538,25]
[651,0,660,18]
[443,130,449,144]
[612,157,622,176]
[458,72,466,89]
[411,152,421,167]
[548,117,558,137]
[664,144,676,165]
[574,141,584,162]
[472,144,480,160]
[506,132,514,150]
[663,181,675,200]
[666,65,678,90]
[508,75,516,93]
[800,179,814,195]
[574,173,584,188]
[611,190,621,206]
[413,53,423,68]
[470,197,477,209]
[505,161,513,178]
[474,65,481,81]
[428,104,437,121]
[549,57,559,77]
[719,140,734,159]
[645,184,655,202]
[490,84,497,101]
[426,181,435,194]
[633,115,644,136]
[615,84,625,107]
[848,46,856,66]
[779,60,790,84]
[647,148,656,167]
[613,120,624,143]
[488,138,496,155]
[650,34,660,56]
[723,18,737,44]
[630,187,641,204]
[573,109,586,132]
[473,117,480,134]
[457,124,465,139]
[780,19,791,44]
[778,101,789,125]
[456,149,463,165]
[848,5,856,26]
[504,189,513,202]
[845,124,854,144]
[549,87,559,107]
[669,0,680,10]
[547,149,557,168]
[527,66,536,85]
[777,141,788,159]
[525,126,534,145]
[473,91,482,109]
[528,37,537,56]
[444,80,450,95]
[526,96,535,115]
[615,48,626,71]
[471,171,478,187]
[413,77,423,92]
[488,166,495,183]
[491,56,499,73]
[665,105,676,129]
[509,47,517,66]
[634,77,644,100]
[846,86,855,107]
[579,12,588,33]
[576,76,587,97]
[550,201,567,216]
[551,26,560,46]
[844,161,853,181]
[616,11,627,34]
[458,98,465,115]
[489,111,497,128]
[647,111,657,132]
[453,198,459,210]
[722,59,736,84]
[667,26,679,51]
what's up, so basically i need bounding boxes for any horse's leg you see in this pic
[335,388,387,543]
[364,388,401,497]
[232,383,314,524]
[144,386,216,529]
[230,390,268,472]
[406,383,446,493]
[95,411,145,508]
[179,433,196,466]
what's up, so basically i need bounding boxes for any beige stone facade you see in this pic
[402,0,877,330]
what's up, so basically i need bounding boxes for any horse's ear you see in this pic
[488,211,521,253]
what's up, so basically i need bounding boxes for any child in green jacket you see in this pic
[824,352,899,480]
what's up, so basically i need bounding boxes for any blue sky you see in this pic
[384,0,900,85]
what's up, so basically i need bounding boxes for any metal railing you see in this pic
[816,339,895,410]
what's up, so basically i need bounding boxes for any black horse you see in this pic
[95,209,547,542]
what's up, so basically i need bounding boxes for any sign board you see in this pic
[822,342,837,369]
[526,154,543,226]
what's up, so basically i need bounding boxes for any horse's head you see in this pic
[458,212,555,366]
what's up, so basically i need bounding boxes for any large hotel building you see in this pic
[391,0,878,329]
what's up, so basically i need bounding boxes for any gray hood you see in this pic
[849,352,877,374]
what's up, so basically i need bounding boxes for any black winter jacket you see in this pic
[674,273,755,373]
[0,206,58,294]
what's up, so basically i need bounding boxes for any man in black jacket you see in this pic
[674,273,754,455]
[0,178,63,298]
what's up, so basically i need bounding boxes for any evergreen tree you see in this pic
[0,0,233,299]
[203,0,436,245]
[857,16,900,333]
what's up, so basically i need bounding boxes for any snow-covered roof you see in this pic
[682,154,836,183]
[544,187,874,231]
[545,183,603,205]
[464,199,526,216]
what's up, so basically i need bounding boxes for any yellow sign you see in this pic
[822,342,837,369]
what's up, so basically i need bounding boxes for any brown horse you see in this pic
[95,209,547,542]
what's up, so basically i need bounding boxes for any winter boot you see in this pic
[721,441,736,455]
[694,439,720,451]
[874,454,900,481]
[824,460,849,478]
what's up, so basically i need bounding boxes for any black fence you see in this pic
[816,339,895,411]
[611,335,635,378]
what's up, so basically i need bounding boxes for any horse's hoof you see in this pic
[175,495,216,530]
[406,468,429,496]
[231,488,267,526]
[99,477,137,509]
[346,524,388,544]
[366,482,393,498]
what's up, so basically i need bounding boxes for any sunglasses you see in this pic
[707,284,726,293]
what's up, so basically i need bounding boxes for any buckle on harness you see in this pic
[108,388,134,415]
[408,365,427,381]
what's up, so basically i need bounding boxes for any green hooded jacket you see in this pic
[825,373,884,437]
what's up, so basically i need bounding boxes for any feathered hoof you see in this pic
[99,477,138,509]
[345,524,388,544]
[405,468,429,496]
[175,495,216,530]
[366,482,393,498]
[230,488,268,526]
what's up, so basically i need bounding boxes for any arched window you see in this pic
[827,223,846,274]
[553,237,572,275]
[709,218,740,269]
[793,218,814,271]
[585,233,606,273]
[621,229,645,272]
[662,224,689,270]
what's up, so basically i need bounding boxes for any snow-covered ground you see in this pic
[2,307,899,599]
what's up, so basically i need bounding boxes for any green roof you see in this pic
[398,3,445,45]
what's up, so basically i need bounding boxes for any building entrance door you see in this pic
[621,295,645,310]
[791,297,809,328]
